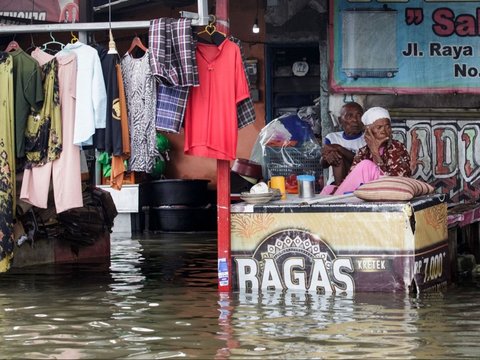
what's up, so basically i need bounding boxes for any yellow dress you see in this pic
[24,58,62,167]
[0,51,15,269]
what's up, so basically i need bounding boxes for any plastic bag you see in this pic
[250,114,322,191]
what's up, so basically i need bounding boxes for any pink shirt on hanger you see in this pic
[20,48,83,213]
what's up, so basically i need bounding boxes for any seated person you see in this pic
[322,102,366,188]
[332,106,411,195]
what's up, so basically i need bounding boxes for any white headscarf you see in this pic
[361,107,390,126]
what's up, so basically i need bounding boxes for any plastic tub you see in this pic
[148,179,210,207]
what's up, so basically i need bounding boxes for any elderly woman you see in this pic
[331,106,411,195]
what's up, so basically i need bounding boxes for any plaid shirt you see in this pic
[149,18,198,86]
[155,84,190,133]
[151,22,256,133]
[150,18,199,133]
[229,36,256,129]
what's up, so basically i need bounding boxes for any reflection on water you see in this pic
[0,233,479,358]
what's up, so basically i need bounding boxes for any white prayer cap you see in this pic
[361,107,391,126]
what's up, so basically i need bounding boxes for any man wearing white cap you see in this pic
[333,106,411,195]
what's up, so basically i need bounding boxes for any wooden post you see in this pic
[215,0,232,292]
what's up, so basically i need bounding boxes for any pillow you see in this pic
[354,176,434,201]
[408,178,435,196]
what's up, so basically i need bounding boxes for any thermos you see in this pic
[297,175,315,198]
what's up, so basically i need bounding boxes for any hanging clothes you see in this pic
[229,36,256,129]
[20,48,83,213]
[184,39,250,160]
[61,41,107,147]
[94,45,123,156]
[0,51,15,263]
[149,17,199,133]
[95,44,129,190]
[107,63,132,190]
[116,64,130,157]
[121,51,158,173]
[24,56,62,167]
[9,48,44,158]
[149,18,198,86]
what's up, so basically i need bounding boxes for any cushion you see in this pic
[354,176,434,201]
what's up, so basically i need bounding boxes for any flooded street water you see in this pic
[1,232,480,359]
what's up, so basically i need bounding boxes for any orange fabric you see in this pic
[110,155,126,190]
[116,64,130,157]
[110,64,131,190]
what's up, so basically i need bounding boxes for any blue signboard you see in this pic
[330,0,480,94]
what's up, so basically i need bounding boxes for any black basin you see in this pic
[148,179,210,207]
[149,205,216,232]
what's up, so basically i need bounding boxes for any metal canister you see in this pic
[297,175,315,198]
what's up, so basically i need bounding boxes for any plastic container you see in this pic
[148,179,210,207]
[231,158,263,179]
[149,205,216,232]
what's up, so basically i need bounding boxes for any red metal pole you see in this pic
[215,0,232,292]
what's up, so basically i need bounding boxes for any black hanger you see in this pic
[196,15,226,46]
[25,34,37,54]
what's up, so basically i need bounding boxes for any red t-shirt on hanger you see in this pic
[184,39,250,160]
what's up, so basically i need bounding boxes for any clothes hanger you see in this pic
[127,35,147,55]
[195,15,226,46]
[196,15,226,37]
[25,34,37,54]
[70,31,79,44]
[41,32,65,54]
[5,36,20,52]
[197,23,216,36]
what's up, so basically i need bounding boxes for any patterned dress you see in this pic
[121,51,157,173]
[24,58,62,168]
[0,52,15,264]
[350,139,412,177]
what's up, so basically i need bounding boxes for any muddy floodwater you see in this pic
[0,232,479,359]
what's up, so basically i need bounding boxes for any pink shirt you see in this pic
[21,48,82,213]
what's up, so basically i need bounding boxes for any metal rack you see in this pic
[0,0,210,34]
[0,0,235,293]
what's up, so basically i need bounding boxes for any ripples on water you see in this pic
[0,233,479,359]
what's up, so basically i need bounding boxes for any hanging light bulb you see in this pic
[252,18,260,34]
[252,0,260,34]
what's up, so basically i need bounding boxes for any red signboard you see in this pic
[0,1,79,23]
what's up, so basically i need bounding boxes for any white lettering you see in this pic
[236,256,356,293]
[283,258,307,291]
[261,259,283,291]
[333,258,354,292]
[356,259,387,270]
[235,258,259,291]
[308,259,333,293]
